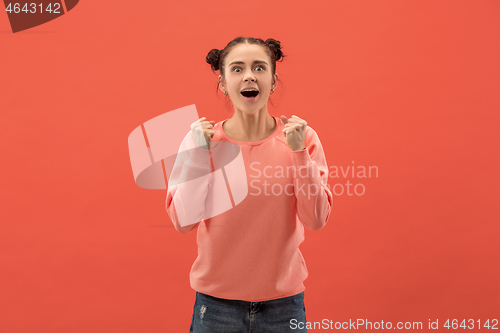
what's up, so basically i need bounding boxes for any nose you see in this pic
[243,69,256,82]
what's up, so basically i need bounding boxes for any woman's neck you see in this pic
[223,109,276,142]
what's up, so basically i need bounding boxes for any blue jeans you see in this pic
[189,291,308,333]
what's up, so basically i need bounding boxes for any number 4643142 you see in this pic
[443,319,498,330]
[5,3,62,14]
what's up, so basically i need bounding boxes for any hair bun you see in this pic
[265,38,284,62]
[206,49,221,71]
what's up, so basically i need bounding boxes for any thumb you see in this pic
[280,115,288,125]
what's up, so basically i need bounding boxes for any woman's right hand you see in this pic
[190,117,215,149]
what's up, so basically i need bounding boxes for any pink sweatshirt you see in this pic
[166,115,333,302]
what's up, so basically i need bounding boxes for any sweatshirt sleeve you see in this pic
[165,131,212,234]
[291,127,333,231]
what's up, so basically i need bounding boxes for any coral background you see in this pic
[1,0,499,331]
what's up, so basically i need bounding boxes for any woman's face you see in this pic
[219,43,277,115]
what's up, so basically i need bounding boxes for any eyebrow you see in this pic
[228,60,269,67]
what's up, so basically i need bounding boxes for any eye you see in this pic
[232,66,265,72]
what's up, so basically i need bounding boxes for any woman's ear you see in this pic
[273,73,279,89]
[218,75,226,92]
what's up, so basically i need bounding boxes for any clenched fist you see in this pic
[280,115,307,151]
[191,117,215,150]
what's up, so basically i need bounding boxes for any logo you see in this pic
[3,0,78,33]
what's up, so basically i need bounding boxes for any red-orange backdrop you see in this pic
[1,0,499,332]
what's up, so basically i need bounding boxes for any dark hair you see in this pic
[205,37,286,109]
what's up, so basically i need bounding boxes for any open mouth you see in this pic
[241,90,259,98]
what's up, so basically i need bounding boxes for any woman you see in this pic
[166,37,333,333]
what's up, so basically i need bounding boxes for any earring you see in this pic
[223,89,227,96]
[271,88,275,94]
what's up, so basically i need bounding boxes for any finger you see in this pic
[289,115,307,125]
[195,117,206,125]
[284,122,303,128]
[283,127,297,135]
[201,120,214,127]
[280,115,288,125]
[191,118,203,127]
[286,120,307,129]
[287,116,304,124]
[285,123,302,131]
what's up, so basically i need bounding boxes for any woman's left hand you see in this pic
[280,115,307,151]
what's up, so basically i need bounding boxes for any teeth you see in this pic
[242,89,258,92]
